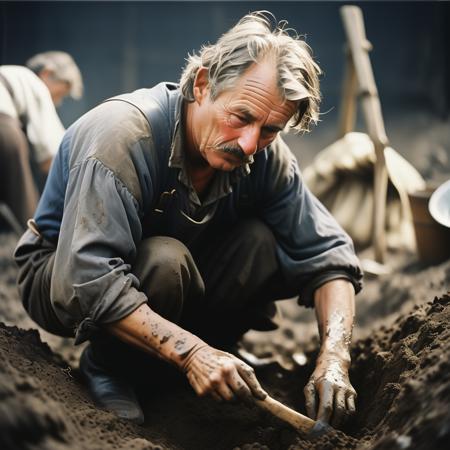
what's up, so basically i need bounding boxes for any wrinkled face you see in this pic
[190,60,297,171]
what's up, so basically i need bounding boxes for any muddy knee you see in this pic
[133,237,204,322]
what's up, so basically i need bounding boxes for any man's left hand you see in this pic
[305,278,357,428]
[304,353,356,427]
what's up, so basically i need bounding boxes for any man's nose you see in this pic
[237,126,259,156]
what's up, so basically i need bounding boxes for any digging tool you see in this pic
[255,394,332,438]
[306,5,426,264]
[339,5,389,263]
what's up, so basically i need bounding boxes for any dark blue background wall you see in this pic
[2,1,448,129]
[1,1,448,178]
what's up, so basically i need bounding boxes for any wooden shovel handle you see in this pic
[340,5,389,263]
[255,394,316,435]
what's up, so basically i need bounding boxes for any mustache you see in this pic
[213,145,254,164]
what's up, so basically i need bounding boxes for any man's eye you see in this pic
[261,128,278,138]
[229,114,247,127]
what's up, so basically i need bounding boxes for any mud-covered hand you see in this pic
[106,304,267,403]
[305,278,357,427]
[181,344,267,402]
[304,353,356,427]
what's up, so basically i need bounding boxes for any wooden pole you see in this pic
[340,5,389,263]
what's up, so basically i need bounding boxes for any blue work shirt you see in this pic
[29,83,362,342]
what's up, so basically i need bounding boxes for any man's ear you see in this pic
[193,67,209,104]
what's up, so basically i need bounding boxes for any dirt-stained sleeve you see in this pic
[50,157,148,344]
[260,136,363,307]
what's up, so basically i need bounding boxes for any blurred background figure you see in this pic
[0,51,83,229]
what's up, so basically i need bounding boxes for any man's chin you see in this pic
[208,155,242,171]
[213,161,240,172]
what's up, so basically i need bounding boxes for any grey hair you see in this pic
[26,51,83,99]
[180,11,321,133]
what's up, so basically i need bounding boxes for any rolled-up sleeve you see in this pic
[50,157,147,343]
[260,137,363,307]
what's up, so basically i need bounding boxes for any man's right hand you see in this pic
[107,304,266,403]
[181,344,267,402]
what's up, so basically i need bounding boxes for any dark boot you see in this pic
[79,344,144,424]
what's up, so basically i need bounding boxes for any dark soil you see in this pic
[1,231,449,449]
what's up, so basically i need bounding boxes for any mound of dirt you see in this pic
[1,296,449,449]
[1,226,449,450]
[349,294,450,449]
[0,324,171,450]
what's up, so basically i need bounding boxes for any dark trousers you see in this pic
[0,113,39,228]
[133,219,293,344]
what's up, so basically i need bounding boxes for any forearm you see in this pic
[314,278,355,363]
[108,303,267,402]
[106,303,207,369]
[304,278,357,424]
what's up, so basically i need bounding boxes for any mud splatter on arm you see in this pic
[105,304,206,369]
[106,304,267,402]
[314,279,355,360]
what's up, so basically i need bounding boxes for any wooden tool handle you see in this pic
[340,5,389,264]
[340,5,388,148]
[255,395,316,435]
[341,7,376,96]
